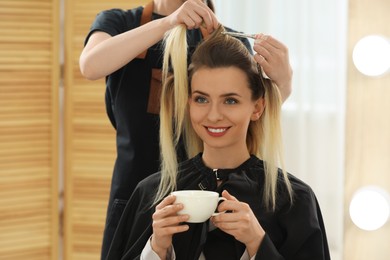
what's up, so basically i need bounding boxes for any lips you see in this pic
[205,127,229,137]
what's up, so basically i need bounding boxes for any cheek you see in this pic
[189,106,201,124]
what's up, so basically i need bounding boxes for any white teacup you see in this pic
[172,190,226,223]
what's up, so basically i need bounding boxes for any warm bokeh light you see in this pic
[352,35,390,77]
[349,186,390,231]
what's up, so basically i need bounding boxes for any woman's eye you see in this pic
[194,96,208,103]
[225,98,238,105]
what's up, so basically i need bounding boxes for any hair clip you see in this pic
[222,31,257,39]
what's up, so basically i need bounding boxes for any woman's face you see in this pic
[189,67,264,153]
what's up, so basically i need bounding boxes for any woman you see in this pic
[105,25,330,260]
[79,1,293,258]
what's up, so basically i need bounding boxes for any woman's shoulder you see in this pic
[91,6,144,35]
[97,6,143,20]
[137,171,161,191]
[271,168,319,212]
[280,172,321,213]
[287,173,316,196]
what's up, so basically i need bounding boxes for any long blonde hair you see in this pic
[156,25,292,210]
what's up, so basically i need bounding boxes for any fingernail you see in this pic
[256,33,263,39]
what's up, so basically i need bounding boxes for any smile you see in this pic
[205,127,229,137]
[208,128,226,133]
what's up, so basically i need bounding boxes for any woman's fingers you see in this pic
[171,0,218,32]
[252,34,293,101]
[156,194,176,210]
[153,195,189,228]
[151,194,190,253]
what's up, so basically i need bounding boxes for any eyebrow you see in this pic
[191,90,242,98]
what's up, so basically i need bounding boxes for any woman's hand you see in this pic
[253,34,293,102]
[151,195,190,259]
[166,0,219,33]
[211,190,265,258]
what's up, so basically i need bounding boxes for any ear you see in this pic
[251,98,265,121]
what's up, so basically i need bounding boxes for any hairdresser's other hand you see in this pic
[212,190,265,258]
[151,195,189,259]
[167,0,219,33]
[253,34,293,102]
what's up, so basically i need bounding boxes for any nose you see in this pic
[207,103,223,122]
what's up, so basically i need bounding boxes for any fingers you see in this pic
[173,0,219,32]
[221,190,238,201]
[255,34,288,50]
[213,190,251,223]
[253,37,277,63]
[154,195,187,222]
[254,34,289,62]
[156,194,175,210]
[252,34,293,99]
[152,195,189,240]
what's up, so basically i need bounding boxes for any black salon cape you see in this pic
[106,154,330,260]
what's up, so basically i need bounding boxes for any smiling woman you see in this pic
[104,24,331,260]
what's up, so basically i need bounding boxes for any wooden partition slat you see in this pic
[64,0,147,259]
[0,0,59,259]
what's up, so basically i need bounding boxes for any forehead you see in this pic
[191,67,250,94]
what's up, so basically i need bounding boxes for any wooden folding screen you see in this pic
[0,0,59,259]
[64,0,147,259]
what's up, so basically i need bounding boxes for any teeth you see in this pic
[208,128,226,133]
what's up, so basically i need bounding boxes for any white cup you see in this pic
[172,190,226,223]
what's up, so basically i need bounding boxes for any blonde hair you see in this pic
[156,25,292,210]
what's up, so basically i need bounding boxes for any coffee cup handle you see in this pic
[211,197,227,217]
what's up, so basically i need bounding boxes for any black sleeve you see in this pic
[255,234,284,260]
[257,187,330,260]
[84,7,142,46]
[105,182,154,260]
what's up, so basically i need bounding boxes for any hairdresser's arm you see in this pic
[79,0,218,80]
[253,35,293,103]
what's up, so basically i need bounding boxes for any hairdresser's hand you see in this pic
[211,190,265,258]
[253,34,293,102]
[166,0,219,33]
[151,195,189,259]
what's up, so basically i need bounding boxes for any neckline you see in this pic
[193,153,257,176]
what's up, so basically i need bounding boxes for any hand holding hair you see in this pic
[167,0,219,32]
[253,34,293,102]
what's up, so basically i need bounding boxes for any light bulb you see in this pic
[349,186,390,231]
[352,35,390,77]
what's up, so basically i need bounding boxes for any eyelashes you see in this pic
[192,95,239,105]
